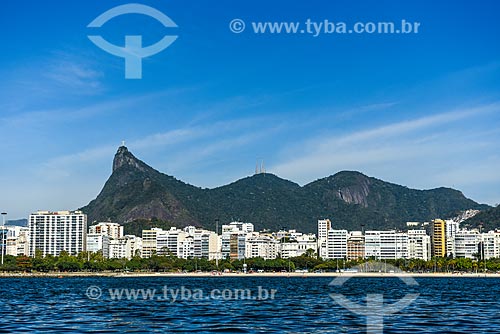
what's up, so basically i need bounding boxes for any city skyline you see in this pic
[1,0,500,219]
[5,213,495,262]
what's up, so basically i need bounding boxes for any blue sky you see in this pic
[1,0,500,220]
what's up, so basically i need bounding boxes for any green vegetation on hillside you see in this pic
[81,147,490,233]
[464,205,500,231]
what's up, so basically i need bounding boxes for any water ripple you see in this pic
[0,277,499,333]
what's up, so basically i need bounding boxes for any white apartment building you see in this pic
[365,230,408,260]
[4,226,29,256]
[225,222,254,233]
[245,235,280,260]
[281,234,317,259]
[288,230,303,240]
[108,235,142,259]
[445,220,460,257]
[454,229,480,259]
[184,227,219,260]
[86,233,110,258]
[480,231,500,260]
[141,227,187,258]
[88,222,123,240]
[142,226,218,260]
[221,222,254,260]
[28,211,87,257]
[178,237,195,259]
[317,219,332,258]
[0,227,5,258]
[141,228,162,258]
[157,227,186,257]
[87,222,126,258]
[325,229,348,259]
[407,229,431,261]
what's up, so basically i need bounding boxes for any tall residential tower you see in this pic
[29,210,87,257]
[431,219,446,257]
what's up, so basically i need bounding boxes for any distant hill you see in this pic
[81,146,490,233]
[6,219,28,227]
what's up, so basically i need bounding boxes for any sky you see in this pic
[0,0,500,220]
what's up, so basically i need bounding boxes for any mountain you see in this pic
[83,146,200,226]
[81,146,491,233]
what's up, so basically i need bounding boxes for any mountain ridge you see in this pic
[81,146,490,233]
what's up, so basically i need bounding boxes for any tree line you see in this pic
[1,250,500,273]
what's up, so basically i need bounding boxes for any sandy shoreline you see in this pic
[0,271,497,278]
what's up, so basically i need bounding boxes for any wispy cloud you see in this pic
[41,145,118,170]
[0,86,195,130]
[131,117,269,151]
[320,103,499,147]
[335,101,399,119]
[271,103,500,196]
[0,51,106,106]
[44,60,103,91]
[36,114,281,180]
[160,123,284,173]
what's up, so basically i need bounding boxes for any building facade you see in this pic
[407,229,431,261]
[431,219,447,258]
[221,222,254,260]
[445,220,460,257]
[157,227,186,257]
[480,231,500,260]
[281,234,317,259]
[317,219,332,258]
[108,235,142,259]
[177,227,219,260]
[347,231,365,260]
[4,226,29,256]
[325,229,348,259]
[88,222,123,240]
[142,226,218,260]
[28,211,87,257]
[454,230,480,259]
[245,235,280,260]
[86,233,110,258]
[365,230,408,260]
[141,228,161,258]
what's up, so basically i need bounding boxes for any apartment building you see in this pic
[28,210,87,257]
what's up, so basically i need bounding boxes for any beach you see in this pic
[0,271,497,278]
